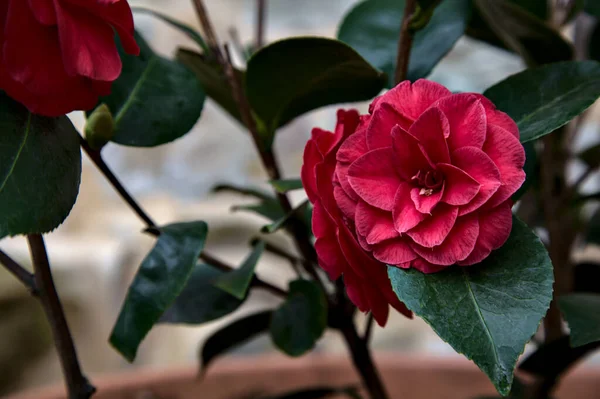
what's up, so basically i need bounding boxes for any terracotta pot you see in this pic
[6,354,600,399]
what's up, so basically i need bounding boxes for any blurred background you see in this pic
[2,0,600,396]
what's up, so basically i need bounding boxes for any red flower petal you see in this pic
[391,126,431,181]
[348,147,402,211]
[410,183,444,214]
[54,0,123,81]
[437,163,481,206]
[475,94,519,139]
[406,205,458,247]
[452,147,502,215]
[28,0,57,25]
[410,258,446,273]
[355,201,398,245]
[333,186,357,221]
[393,182,427,233]
[366,102,412,149]
[483,125,526,208]
[372,238,417,265]
[380,79,452,121]
[458,202,513,265]
[412,214,479,265]
[435,93,487,151]
[409,107,451,166]
[301,139,322,203]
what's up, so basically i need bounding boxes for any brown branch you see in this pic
[394,0,417,84]
[363,313,375,343]
[27,234,95,399]
[0,248,37,295]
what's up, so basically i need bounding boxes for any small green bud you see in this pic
[85,104,115,150]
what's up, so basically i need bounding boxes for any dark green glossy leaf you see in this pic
[213,241,265,300]
[96,32,205,147]
[246,37,387,143]
[110,221,208,361]
[261,201,310,234]
[232,201,285,222]
[270,178,304,193]
[338,0,471,87]
[176,49,244,124]
[484,61,600,143]
[160,263,244,324]
[519,335,600,377]
[270,280,328,357]
[0,94,81,239]
[388,217,553,396]
[132,8,208,52]
[200,311,272,372]
[558,294,600,347]
[472,0,571,66]
[513,142,537,201]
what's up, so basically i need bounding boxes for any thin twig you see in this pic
[79,137,156,228]
[0,248,37,295]
[251,238,305,278]
[191,0,224,63]
[27,234,95,399]
[256,0,267,49]
[394,0,417,84]
[363,314,375,343]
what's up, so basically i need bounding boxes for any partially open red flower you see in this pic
[302,79,525,325]
[0,0,139,116]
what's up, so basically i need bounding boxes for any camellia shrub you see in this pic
[1,0,600,398]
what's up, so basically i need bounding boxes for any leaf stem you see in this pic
[0,248,38,296]
[27,234,96,399]
[394,0,417,84]
[363,313,375,343]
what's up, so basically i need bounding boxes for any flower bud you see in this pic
[85,104,115,150]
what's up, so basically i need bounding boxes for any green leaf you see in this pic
[132,7,208,52]
[110,221,208,361]
[246,37,387,143]
[177,49,244,124]
[270,178,304,193]
[160,263,244,324]
[95,31,205,147]
[472,0,572,66]
[484,61,600,143]
[558,294,600,347]
[388,217,553,396]
[213,241,265,300]
[200,311,272,371]
[261,201,310,234]
[270,280,328,357]
[338,0,471,87]
[0,94,81,239]
[586,209,600,245]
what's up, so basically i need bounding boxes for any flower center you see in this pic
[411,170,444,197]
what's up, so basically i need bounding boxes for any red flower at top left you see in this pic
[0,0,139,117]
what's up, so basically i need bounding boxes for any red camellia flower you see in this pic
[0,0,139,116]
[302,79,525,325]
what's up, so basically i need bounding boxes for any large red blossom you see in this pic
[302,79,526,325]
[0,0,139,116]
